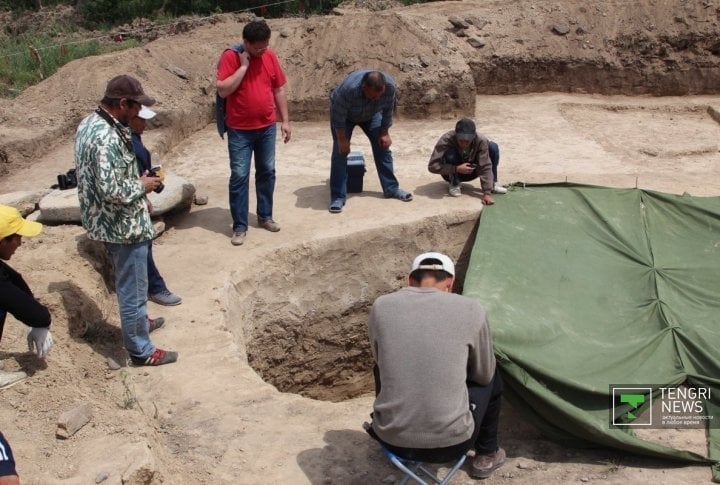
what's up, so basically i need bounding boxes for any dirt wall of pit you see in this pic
[2,0,720,175]
[225,211,479,402]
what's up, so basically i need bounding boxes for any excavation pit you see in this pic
[232,212,479,402]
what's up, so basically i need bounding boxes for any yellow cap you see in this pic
[0,205,42,239]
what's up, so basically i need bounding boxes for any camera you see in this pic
[57,168,78,190]
[147,166,165,193]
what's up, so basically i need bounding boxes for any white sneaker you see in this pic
[492,183,508,194]
[448,184,462,197]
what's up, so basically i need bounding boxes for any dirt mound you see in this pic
[2,0,720,175]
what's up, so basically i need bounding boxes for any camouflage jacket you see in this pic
[75,110,154,244]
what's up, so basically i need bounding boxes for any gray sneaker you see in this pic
[231,231,247,246]
[149,290,182,306]
[449,184,462,197]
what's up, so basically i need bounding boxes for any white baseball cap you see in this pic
[138,105,157,120]
[411,252,455,276]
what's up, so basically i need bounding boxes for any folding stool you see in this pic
[381,446,467,485]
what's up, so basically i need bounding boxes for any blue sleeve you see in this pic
[131,133,152,174]
[330,83,350,130]
[380,83,395,129]
[0,432,17,477]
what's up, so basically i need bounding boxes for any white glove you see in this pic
[27,328,53,359]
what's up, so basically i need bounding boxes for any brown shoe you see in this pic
[258,219,280,232]
[470,447,506,479]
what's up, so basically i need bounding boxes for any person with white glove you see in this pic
[27,327,53,359]
[0,206,52,382]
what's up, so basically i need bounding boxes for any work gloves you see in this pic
[27,327,53,359]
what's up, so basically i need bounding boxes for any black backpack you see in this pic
[215,43,244,139]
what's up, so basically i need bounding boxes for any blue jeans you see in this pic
[227,124,277,232]
[146,241,167,295]
[330,112,399,202]
[444,141,500,186]
[105,241,154,359]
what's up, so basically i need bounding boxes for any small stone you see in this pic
[418,56,431,68]
[580,478,589,483]
[194,194,208,205]
[576,26,588,35]
[455,30,467,38]
[467,36,486,48]
[516,460,534,469]
[95,472,109,483]
[279,30,289,38]
[552,23,571,35]
[56,403,93,439]
[382,474,396,483]
[420,89,438,104]
[169,66,189,80]
[448,16,470,29]
[106,357,121,370]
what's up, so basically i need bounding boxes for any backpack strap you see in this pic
[216,44,245,139]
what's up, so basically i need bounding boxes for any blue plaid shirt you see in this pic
[330,70,396,130]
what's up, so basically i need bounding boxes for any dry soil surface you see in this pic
[1,1,720,484]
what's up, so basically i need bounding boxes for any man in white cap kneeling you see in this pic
[366,252,505,479]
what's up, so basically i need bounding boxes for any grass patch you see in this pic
[0,33,140,98]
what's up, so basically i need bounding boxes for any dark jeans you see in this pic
[146,241,168,295]
[370,367,503,463]
[329,112,400,202]
[442,141,500,186]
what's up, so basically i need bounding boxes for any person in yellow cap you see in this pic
[0,205,53,389]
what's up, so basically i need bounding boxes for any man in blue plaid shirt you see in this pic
[328,70,413,213]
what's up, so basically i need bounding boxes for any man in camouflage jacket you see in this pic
[75,75,178,366]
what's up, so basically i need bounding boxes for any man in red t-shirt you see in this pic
[216,20,291,246]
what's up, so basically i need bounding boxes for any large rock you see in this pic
[38,188,81,223]
[147,173,196,216]
[0,190,49,216]
[37,174,195,223]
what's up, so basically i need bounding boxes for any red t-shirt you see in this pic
[216,48,287,130]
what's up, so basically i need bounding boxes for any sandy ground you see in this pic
[1,92,719,484]
[1,0,720,483]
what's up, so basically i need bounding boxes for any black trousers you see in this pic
[369,367,503,463]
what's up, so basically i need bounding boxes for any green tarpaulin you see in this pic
[463,183,720,481]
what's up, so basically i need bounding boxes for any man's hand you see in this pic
[455,163,476,175]
[281,121,291,143]
[27,327,53,358]
[481,193,495,206]
[140,172,161,194]
[337,136,351,155]
[239,50,250,68]
[378,133,392,149]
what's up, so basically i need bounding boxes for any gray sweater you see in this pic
[369,286,496,449]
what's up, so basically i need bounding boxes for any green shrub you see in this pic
[0,34,140,97]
